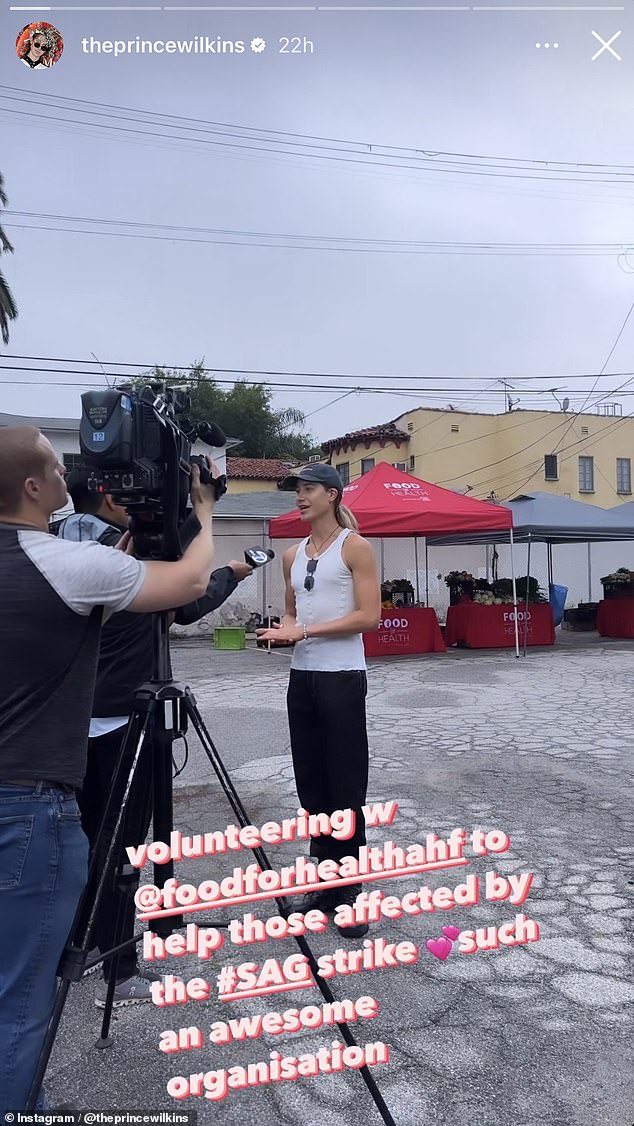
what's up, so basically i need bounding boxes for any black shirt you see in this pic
[0,522,145,787]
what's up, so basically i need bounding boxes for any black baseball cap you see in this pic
[280,464,344,494]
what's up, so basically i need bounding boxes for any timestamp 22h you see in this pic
[279,37,315,54]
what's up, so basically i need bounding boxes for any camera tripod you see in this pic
[26,613,396,1126]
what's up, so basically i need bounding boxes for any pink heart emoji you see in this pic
[426,937,452,961]
[442,926,461,942]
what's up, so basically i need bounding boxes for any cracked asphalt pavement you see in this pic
[46,633,634,1126]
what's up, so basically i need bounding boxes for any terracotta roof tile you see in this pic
[227,457,298,480]
[321,421,410,453]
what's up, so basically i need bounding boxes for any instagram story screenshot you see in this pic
[0,1,633,1124]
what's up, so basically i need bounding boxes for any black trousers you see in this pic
[78,726,153,983]
[287,669,369,862]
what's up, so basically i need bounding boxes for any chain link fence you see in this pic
[171,525,634,639]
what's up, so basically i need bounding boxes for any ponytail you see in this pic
[335,500,359,532]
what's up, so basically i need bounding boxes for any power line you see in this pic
[6,212,634,258]
[2,86,634,180]
[360,375,634,499]
[519,296,634,489]
[5,358,634,493]
[304,390,357,418]
[477,308,634,497]
[432,372,634,488]
[559,418,624,503]
[0,375,600,400]
[473,395,634,498]
[0,368,541,400]
[4,354,634,385]
[4,371,634,401]
[334,389,563,477]
[3,92,634,187]
[309,381,634,478]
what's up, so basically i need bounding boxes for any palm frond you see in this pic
[276,406,306,429]
[0,173,18,341]
[0,272,18,345]
[0,225,13,255]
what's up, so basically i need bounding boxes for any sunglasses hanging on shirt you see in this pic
[304,558,318,591]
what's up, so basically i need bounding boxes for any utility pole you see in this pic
[499,379,519,413]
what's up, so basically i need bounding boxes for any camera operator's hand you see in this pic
[227,560,254,582]
[190,459,218,516]
[114,530,133,554]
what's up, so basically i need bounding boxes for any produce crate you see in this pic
[448,581,474,606]
[214,627,246,650]
[390,592,415,607]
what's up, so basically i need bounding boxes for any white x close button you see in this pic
[591,29,622,62]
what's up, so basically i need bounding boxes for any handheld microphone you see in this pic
[244,547,275,569]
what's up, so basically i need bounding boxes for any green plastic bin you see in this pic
[214,627,246,651]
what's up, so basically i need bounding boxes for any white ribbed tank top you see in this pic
[290,528,366,672]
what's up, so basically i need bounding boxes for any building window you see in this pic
[578,456,594,493]
[544,454,558,481]
[409,455,415,471]
[393,461,406,472]
[335,461,350,486]
[361,457,375,475]
[63,453,83,473]
[617,457,632,494]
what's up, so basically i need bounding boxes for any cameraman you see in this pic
[57,470,252,1008]
[0,426,218,1113]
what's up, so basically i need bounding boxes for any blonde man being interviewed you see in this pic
[258,464,380,939]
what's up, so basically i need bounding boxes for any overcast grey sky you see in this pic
[1,2,633,443]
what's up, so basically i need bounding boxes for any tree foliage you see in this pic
[0,175,18,345]
[123,361,317,461]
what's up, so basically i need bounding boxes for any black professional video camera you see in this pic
[78,385,227,560]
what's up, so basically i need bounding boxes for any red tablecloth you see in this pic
[597,599,634,638]
[445,603,555,649]
[364,607,446,657]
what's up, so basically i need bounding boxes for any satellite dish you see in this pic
[562,397,570,412]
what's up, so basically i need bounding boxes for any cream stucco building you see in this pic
[321,407,633,509]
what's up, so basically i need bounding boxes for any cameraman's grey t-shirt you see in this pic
[0,522,145,788]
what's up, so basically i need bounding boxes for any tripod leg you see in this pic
[96,794,151,1042]
[150,705,183,938]
[70,713,150,973]
[95,888,128,1047]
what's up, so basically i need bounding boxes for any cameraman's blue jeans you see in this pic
[0,783,88,1112]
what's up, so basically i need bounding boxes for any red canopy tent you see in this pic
[269,463,521,656]
[268,462,513,539]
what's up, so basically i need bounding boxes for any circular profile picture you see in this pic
[16,22,64,69]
